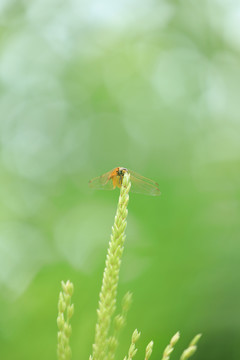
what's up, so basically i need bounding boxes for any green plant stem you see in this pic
[91,173,131,360]
[57,280,74,360]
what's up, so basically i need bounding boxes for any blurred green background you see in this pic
[0,0,240,359]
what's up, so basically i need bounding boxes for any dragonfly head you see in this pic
[118,167,128,176]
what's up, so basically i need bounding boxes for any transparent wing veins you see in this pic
[89,170,114,190]
[128,169,160,196]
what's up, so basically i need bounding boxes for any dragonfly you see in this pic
[89,167,160,196]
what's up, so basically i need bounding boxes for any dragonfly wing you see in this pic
[89,170,115,190]
[128,170,161,196]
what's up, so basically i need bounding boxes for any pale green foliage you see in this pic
[57,280,74,360]
[161,332,201,360]
[189,334,202,347]
[144,340,154,360]
[56,172,202,360]
[124,329,141,360]
[180,334,202,360]
[161,331,180,360]
[106,291,133,360]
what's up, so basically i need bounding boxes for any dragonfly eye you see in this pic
[118,168,128,176]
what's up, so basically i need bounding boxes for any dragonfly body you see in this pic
[108,167,128,188]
